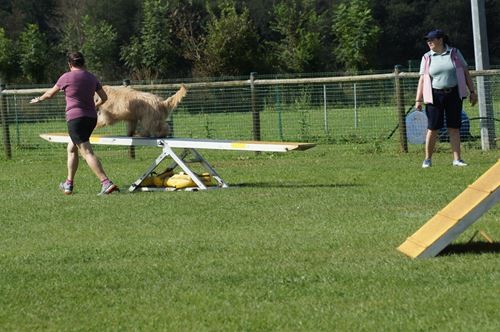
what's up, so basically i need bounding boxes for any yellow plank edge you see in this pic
[468,160,500,193]
[438,188,489,220]
[400,214,459,250]
[397,160,500,259]
[397,239,426,259]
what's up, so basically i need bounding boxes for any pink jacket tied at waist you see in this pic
[422,48,468,104]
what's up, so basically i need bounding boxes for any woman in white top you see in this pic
[415,29,477,168]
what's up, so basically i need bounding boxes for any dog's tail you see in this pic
[163,84,187,110]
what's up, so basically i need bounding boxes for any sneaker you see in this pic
[422,159,432,168]
[59,181,73,195]
[453,159,468,167]
[98,181,119,195]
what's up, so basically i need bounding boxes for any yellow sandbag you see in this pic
[165,174,193,189]
[200,173,213,185]
[153,176,166,187]
[140,176,156,186]
[166,172,212,189]
[140,169,174,187]
[140,176,169,187]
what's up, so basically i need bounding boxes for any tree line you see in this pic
[1,0,499,84]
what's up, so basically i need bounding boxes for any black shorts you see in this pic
[67,117,97,144]
[425,87,463,130]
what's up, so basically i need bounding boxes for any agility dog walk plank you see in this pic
[40,133,315,192]
[40,133,315,152]
[398,160,500,258]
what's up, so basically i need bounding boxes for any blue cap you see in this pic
[424,29,445,40]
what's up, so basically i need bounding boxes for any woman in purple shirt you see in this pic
[30,52,118,195]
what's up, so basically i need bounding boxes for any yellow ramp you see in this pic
[398,160,500,258]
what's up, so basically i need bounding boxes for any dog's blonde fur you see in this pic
[96,84,187,137]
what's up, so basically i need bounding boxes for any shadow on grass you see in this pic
[235,182,361,189]
[439,241,500,256]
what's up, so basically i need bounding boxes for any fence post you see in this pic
[471,0,496,150]
[323,84,329,134]
[353,83,358,128]
[275,84,284,141]
[122,79,135,159]
[394,65,408,153]
[250,72,261,142]
[0,81,12,159]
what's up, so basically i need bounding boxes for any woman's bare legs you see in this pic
[424,129,438,160]
[448,127,461,161]
[66,142,79,181]
[75,141,108,182]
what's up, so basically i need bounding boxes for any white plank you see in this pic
[40,133,315,152]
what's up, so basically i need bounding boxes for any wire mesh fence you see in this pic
[1,70,499,160]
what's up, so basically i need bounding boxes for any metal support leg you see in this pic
[162,149,190,173]
[189,148,229,188]
[128,149,172,192]
[129,142,229,192]
[164,145,207,190]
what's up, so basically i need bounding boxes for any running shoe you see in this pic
[98,181,119,195]
[452,159,468,167]
[422,159,432,168]
[59,181,73,195]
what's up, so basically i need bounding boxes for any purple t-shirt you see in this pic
[56,69,102,121]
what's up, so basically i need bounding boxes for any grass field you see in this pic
[0,142,499,331]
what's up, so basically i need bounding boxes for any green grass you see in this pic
[0,143,499,331]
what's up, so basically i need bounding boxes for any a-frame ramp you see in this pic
[398,160,500,259]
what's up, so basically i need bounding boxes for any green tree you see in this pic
[57,1,86,53]
[268,0,327,73]
[0,27,18,81]
[169,1,208,74]
[79,0,141,46]
[57,9,118,80]
[332,0,380,72]
[195,1,260,76]
[81,15,118,79]
[0,0,58,40]
[17,24,50,83]
[121,0,174,79]
[371,0,428,69]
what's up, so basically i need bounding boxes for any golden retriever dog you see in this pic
[95,84,187,137]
